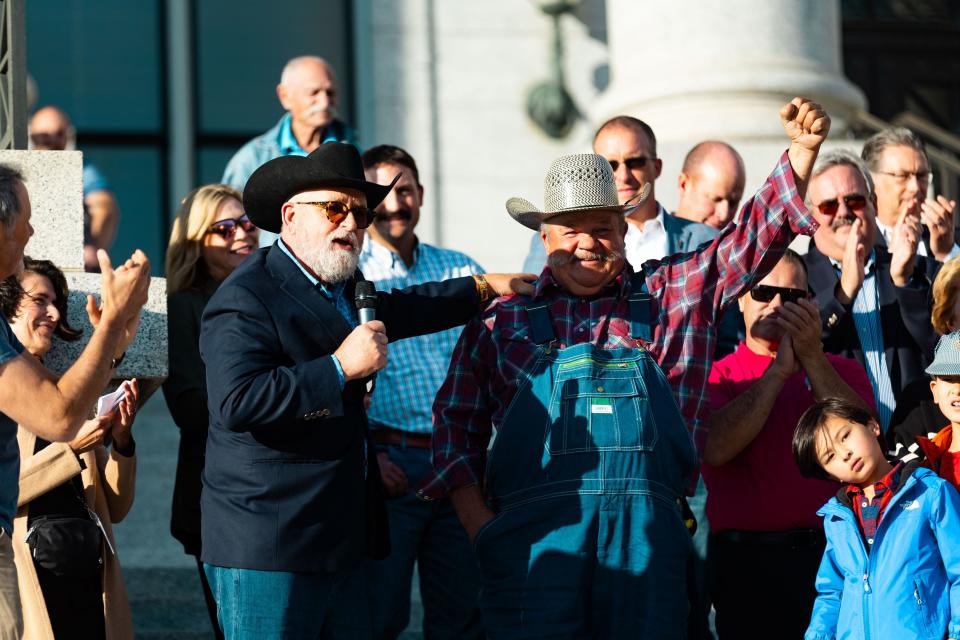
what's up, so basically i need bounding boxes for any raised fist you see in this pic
[780,97,831,151]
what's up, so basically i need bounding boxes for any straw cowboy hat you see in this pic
[243,142,400,233]
[506,152,651,230]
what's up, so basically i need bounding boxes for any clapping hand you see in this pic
[68,416,111,454]
[87,249,151,354]
[890,209,921,286]
[110,378,139,450]
[920,195,957,262]
[837,219,866,305]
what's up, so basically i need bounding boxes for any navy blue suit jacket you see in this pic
[199,244,479,573]
[804,243,937,398]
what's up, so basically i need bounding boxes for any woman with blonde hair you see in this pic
[162,184,258,639]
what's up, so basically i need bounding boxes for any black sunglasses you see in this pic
[207,215,257,239]
[607,156,654,173]
[750,284,808,305]
[815,195,867,217]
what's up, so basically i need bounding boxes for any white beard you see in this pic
[296,229,361,284]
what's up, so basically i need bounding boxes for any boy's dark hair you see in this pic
[793,398,876,481]
[361,145,420,186]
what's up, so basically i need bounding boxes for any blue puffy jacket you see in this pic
[806,465,960,640]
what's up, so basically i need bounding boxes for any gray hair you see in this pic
[861,127,926,172]
[810,149,875,199]
[280,56,334,86]
[0,165,24,229]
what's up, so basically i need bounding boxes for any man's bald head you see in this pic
[277,56,339,131]
[29,106,75,151]
[280,56,336,86]
[675,140,746,229]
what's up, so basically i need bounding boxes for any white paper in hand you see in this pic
[97,383,128,417]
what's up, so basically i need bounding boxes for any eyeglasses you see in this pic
[750,285,808,305]
[607,156,654,173]
[876,170,931,184]
[292,201,373,229]
[29,132,67,148]
[814,195,868,217]
[207,215,257,239]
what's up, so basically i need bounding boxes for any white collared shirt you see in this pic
[624,204,670,267]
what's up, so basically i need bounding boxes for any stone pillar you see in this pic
[594,0,866,141]
[0,150,167,398]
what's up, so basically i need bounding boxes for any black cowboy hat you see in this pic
[242,142,400,233]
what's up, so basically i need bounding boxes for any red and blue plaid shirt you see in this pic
[846,462,904,549]
[418,151,816,500]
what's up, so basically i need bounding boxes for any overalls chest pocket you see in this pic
[547,371,658,454]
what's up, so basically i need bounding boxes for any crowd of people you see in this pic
[0,53,959,640]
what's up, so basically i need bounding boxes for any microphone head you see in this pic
[355,280,377,309]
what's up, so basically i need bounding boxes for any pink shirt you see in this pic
[703,342,876,532]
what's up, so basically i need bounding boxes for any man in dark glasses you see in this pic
[703,250,875,640]
[198,142,535,639]
[803,149,938,433]
[29,106,121,273]
[523,115,719,274]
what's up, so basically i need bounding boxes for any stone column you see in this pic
[594,0,866,141]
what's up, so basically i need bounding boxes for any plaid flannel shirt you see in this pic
[846,462,904,548]
[418,150,817,500]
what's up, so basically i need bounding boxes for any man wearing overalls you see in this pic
[418,98,830,638]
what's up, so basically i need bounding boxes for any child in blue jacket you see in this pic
[793,397,960,640]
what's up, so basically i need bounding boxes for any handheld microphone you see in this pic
[355,280,377,324]
[354,281,378,393]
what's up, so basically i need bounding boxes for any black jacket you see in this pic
[162,276,217,556]
[199,244,479,573]
[804,243,938,399]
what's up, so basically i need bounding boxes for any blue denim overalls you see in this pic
[473,275,697,639]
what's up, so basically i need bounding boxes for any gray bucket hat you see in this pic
[505,153,650,231]
[926,330,960,376]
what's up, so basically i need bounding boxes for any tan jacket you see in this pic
[12,428,136,640]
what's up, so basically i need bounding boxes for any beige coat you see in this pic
[12,428,136,640]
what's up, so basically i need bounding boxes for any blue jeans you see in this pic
[204,564,370,639]
[367,445,482,639]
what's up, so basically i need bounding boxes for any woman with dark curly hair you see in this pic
[4,256,139,640]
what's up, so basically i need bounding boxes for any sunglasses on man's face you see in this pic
[750,284,808,305]
[607,156,653,173]
[815,194,867,217]
[293,201,373,229]
[207,215,257,239]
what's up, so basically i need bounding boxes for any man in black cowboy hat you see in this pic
[198,142,533,639]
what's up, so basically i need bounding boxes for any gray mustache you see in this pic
[547,249,624,268]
